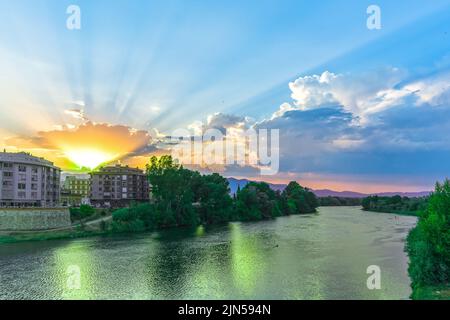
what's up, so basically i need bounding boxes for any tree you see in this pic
[146,155,198,227]
[406,179,450,295]
[69,204,95,222]
[281,181,318,214]
[195,173,233,224]
[235,182,281,221]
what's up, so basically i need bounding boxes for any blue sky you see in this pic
[0,0,449,192]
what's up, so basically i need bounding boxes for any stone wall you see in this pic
[0,208,71,231]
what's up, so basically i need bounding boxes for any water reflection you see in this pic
[0,207,417,300]
[52,241,95,299]
[229,223,268,297]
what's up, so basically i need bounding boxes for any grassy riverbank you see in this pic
[362,195,426,217]
[412,284,450,300]
[363,208,420,217]
[0,229,108,244]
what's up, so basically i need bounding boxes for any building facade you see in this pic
[61,175,91,207]
[0,152,61,207]
[90,165,149,208]
[63,176,90,197]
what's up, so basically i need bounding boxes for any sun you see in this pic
[64,149,118,170]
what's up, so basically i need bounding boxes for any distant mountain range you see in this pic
[227,178,431,198]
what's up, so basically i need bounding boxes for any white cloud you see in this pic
[288,71,339,110]
[64,109,87,121]
[404,73,450,106]
[273,68,414,124]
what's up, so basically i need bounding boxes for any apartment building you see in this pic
[61,175,91,206]
[63,176,90,196]
[90,165,149,208]
[0,152,61,207]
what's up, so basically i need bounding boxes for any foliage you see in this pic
[280,181,318,215]
[234,182,282,221]
[406,179,450,298]
[69,204,95,222]
[362,195,427,216]
[318,196,362,206]
[194,173,233,224]
[111,156,318,233]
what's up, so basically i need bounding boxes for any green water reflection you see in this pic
[0,207,417,299]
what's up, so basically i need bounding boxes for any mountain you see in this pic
[226,178,431,198]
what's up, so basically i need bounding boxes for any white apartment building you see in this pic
[0,151,61,207]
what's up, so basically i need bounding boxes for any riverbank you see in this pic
[362,208,420,217]
[0,229,107,244]
[412,284,450,300]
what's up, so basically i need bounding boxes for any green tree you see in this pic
[195,173,233,224]
[146,156,198,227]
[281,181,318,214]
[406,179,450,296]
[235,182,281,221]
[69,204,95,222]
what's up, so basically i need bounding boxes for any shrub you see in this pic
[406,179,450,294]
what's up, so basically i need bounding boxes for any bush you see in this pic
[235,182,282,221]
[281,181,318,214]
[406,179,450,296]
[70,204,95,222]
[112,203,158,232]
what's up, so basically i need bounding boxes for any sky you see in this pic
[0,0,449,192]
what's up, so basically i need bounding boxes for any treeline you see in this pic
[361,195,428,216]
[318,196,362,206]
[406,180,450,299]
[111,156,318,233]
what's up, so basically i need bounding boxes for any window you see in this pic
[31,184,38,190]
[31,167,38,174]
[18,191,26,198]
[2,181,12,187]
[18,165,26,172]
[3,163,13,168]
[18,183,26,190]
[3,172,12,177]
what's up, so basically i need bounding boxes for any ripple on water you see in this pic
[0,207,417,300]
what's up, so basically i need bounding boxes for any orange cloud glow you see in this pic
[4,122,155,170]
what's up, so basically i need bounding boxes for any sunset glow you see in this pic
[0,1,449,193]
[64,149,118,170]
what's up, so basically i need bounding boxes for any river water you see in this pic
[0,207,417,300]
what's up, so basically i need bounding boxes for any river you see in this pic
[0,207,417,300]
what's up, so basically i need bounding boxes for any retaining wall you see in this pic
[0,208,71,231]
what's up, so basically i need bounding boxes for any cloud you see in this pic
[273,68,412,123]
[4,122,156,170]
[64,109,87,121]
[188,112,253,135]
[255,67,450,188]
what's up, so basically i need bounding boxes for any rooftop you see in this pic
[0,151,59,169]
[90,164,145,175]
